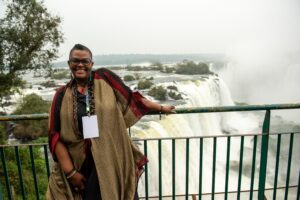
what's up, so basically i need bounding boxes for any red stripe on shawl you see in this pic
[48,86,64,156]
[137,156,149,170]
[103,71,150,117]
[131,92,151,118]
[94,71,101,80]
[103,71,130,99]
[50,132,60,154]
[94,69,150,117]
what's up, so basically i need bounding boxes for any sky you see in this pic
[43,0,300,107]
[43,0,300,61]
[1,0,300,108]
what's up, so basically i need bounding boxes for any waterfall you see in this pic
[133,76,263,197]
[133,75,299,199]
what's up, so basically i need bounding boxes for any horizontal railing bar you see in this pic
[0,114,49,121]
[163,103,300,114]
[0,143,49,147]
[1,103,300,121]
[1,131,299,147]
[130,131,300,141]
[139,185,298,199]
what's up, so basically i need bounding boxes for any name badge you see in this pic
[82,115,100,139]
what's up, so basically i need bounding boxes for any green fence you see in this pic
[0,104,300,200]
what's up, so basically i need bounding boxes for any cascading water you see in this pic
[132,75,298,199]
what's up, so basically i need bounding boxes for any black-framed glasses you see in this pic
[68,58,92,66]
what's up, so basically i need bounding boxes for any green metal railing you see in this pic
[138,133,299,200]
[0,103,300,200]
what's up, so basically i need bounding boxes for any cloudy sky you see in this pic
[1,0,300,107]
[42,0,300,108]
[43,0,300,61]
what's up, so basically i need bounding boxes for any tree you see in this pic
[13,93,51,140]
[137,79,154,90]
[175,60,213,75]
[148,86,167,101]
[123,75,135,82]
[0,0,63,108]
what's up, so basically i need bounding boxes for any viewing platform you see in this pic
[0,104,299,200]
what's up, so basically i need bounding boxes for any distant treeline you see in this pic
[53,53,225,68]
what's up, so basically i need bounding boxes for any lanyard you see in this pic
[85,89,90,116]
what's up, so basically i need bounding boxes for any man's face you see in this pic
[68,50,93,81]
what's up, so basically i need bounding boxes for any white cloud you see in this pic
[41,0,300,63]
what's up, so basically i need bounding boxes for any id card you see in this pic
[82,115,100,139]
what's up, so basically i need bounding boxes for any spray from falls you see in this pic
[133,76,265,196]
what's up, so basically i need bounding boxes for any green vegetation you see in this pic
[147,84,183,100]
[175,60,213,75]
[146,77,154,80]
[0,0,63,108]
[108,66,125,70]
[0,144,48,199]
[50,69,69,80]
[40,80,56,88]
[127,63,165,71]
[162,67,175,73]
[137,79,154,90]
[12,94,51,140]
[150,62,163,71]
[0,95,50,197]
[127,65,143,71]
[167,85,178,91]
[124,60,214,75]
[148,86,167,101]
[123,75,135,82]
[168,91,183,100]
[0,95,50,199]
[0,122,7,144]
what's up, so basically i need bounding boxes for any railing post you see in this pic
[273,134,281,200]
[29,146,40,200]
[237,136,244,200]
[0,147,12,200]
[250,135,257,200]
[158,140,162,200]
[144,140,149,200]
[297,170,300,200]
[224,137,231,200]
[0,182,3,200]
[172,139,176,200]
[185,138,190,200]
[43,145,50,179]
[258,110,270,200]
[199,138,203,200]
[212,137,217,200]
[15,146,26,199]
[284,133,294,200]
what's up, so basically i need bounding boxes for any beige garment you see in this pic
[47,77,147,200]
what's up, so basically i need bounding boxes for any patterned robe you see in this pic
[46,68,149,200]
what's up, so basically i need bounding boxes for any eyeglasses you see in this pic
[68,58,92,66]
